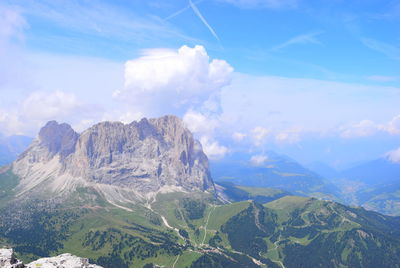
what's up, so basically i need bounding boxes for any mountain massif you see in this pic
[1,116,400,267]
[10,116,213,207]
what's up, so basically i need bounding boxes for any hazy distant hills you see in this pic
[210,151,341,201]
[342,158,400,186]
[305,161,342,180]
[0,135,32,166]
[342,158,400,216]
[307,157,400,215]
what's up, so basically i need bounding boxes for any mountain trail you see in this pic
[201,205,215,245]
[172,254,180,268]
[267,230,286,268]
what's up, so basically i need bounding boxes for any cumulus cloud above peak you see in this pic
[0,90,89,135]
[183,110,228,159]
[114,45,233,117]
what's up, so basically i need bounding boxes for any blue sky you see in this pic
[0,0,399,168]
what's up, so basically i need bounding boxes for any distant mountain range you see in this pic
[210,151,341,201]
[0,135,32,167]
[342,158,400,186]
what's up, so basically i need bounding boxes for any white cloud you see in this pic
[219,0,298,9]
[383,115,400,135]
[340,120,378,138]
[340,115,400,138]
[232,132,246,142]
[99,110,144,125]
[20,91,81,119]
[183,110,219,135]
[252,126,269,146]
[114,45,233,117]
[0,90,92,135]
[199,136,228,159]
[220,73,400,143]
[250,154,268,166]
[386,147,400,163]
[275,129,301,143]
[183,110,227,159]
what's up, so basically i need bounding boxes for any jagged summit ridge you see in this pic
[12,115,214,203]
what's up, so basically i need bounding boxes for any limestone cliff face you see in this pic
[12,115,214,201]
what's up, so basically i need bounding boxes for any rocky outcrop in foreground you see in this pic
[0,249,24,268]
[0,249,103,268]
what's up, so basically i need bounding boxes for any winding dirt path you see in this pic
[267,232,286,268]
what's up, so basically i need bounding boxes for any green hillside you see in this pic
[1,171,400,267]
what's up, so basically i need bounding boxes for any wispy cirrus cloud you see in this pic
[3,0,202,55]
[189,0,221,44]
[361,38,400,60]
[164,0,204,21]
[367,75,399,82]
[164,0,221,47]
[0,4,27,45]
[218,0,298,9]
[272,31,323,51]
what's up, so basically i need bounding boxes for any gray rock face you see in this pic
[38,121,79,159]
[12,115,214,202]
[27,253,103,268]
[0,249,24,268]
[0,249,103,268]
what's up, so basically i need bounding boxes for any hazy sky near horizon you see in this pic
[0,0,399,168]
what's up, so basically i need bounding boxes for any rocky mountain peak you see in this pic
[12,115,214,203]
[38,120,79,158]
